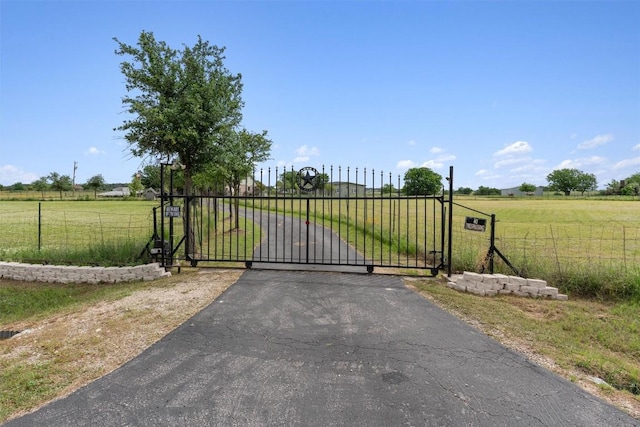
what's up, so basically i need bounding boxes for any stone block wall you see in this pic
[0,262,171,284]
[446,271,568,300]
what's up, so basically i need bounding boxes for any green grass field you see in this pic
[1,196,638,299]
[0,200,158,265]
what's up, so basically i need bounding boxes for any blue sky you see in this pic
[1,1,639,190]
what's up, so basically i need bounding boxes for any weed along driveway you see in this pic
[4,270,637,427]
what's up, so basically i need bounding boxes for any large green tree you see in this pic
[114,31,243,196]
[279,170,300,194]
[85,174,106,199]
[48,172,72,199]
[192,128,271,229]
[402,167,443,196]
[547,168,597,196]
[139,165,161,190]
[218,129,271,229]
[621,172,640,196]
[129,173,144,198]
[519,182,537,195]
[31,177,49,198]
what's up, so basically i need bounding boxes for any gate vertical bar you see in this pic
[273,167,278,262]
[355,168,358,262]
[388,172,392,266]
[363,168,367,265]
[415,190,419,267]
[329,166,334,264]
[338,166,342,264]
[306,198,310,263]
[447,166,453,277]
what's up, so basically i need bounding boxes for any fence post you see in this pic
[447,166,453,278]
[489,214,496,274]
[38,202,42,251]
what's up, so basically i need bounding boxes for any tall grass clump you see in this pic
[2,240,150,267]
[484,238,640,301]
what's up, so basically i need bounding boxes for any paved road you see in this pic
[4,270,636,426]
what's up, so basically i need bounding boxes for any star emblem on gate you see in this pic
[298,167,319,193]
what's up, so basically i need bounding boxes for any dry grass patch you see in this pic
[0,268,242,423]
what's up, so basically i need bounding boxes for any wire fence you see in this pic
[452,223,640,277]
[0,203,155,254]
[2,201,639,280]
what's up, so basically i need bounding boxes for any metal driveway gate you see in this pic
[159,166,452,275]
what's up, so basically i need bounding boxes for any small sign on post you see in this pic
[164,206,181,218]
[464,216,486,232]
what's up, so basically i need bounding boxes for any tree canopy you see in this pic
[85,174,106,198]
[546,168,597,196]
[279,170,300,194]
[203,128,272,228]
[114,31,244,195]
[48,172,72,199]
[474,186,501,196]
[518,182,537,195]
[402,167,443,196]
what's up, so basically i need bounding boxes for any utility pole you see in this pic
[72,161,78,194]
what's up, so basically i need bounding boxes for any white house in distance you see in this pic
[97,187,158,199]
[500,186,544,197]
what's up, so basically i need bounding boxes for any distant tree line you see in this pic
[4,168,640,199]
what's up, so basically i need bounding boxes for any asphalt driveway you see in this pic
[4,270,637,426]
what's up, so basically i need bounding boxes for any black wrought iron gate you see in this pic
[158,166,452,275]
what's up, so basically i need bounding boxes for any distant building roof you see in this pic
[98,187,130,197]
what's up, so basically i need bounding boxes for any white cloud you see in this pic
[437,154,456,162]
[570,133,578,140]
[494,157,529,169]
[613,156,640,170]
[475,169,489,176]
[85,146,105,155]
[578,134,613,150]
[396,160,416,169]
[430,146,443,154]
[420,160,444,169]
[510,160,546,174]
[0,165,39,186]
[633,143,640,151]
[555,156,607,170]
[494,141,532,157]
[293,156,310,164]
[408,140,416,146]
[295,145,319,157]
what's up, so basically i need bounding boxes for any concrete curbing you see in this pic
[446,272,568,300]
[0,261,171,284]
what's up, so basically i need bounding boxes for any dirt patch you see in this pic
[1,268,243,422]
